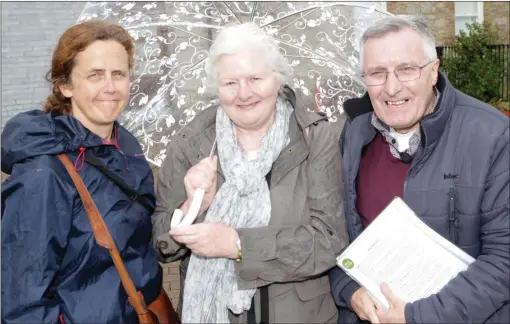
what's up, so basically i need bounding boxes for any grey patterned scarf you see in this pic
[181,97,293,323]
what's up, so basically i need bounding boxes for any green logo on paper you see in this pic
[342,258,354,269]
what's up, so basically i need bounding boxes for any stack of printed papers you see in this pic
[337,197,475,310]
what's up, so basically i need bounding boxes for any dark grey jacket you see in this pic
[329,73,509,323]
[152,88,349,323]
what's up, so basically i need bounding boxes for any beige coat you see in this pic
[152,88,349,323]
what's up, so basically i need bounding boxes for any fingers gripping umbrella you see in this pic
[77,1,391,166]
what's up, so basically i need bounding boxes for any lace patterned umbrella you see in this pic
[77,1,391,166]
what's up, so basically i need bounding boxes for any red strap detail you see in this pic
[114,126,119,149]
[102,127,120,149]
[73,147,86,172]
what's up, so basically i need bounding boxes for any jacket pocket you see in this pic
[294,275,331,301]
[447,188,459,244]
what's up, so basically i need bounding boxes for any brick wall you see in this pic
[162,261,181,307]
[387,1,510,45]
[387,1,455,45]
[1,2,84,129]
[484,1,510,43]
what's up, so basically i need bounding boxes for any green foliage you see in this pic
[440,22,503,102]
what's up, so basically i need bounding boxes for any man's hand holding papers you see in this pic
[375,283,407,323]
[337,197,475,322]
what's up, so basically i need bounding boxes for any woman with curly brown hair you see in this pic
[1,21,176,323]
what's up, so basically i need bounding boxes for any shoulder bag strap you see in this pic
[57,153,154,323]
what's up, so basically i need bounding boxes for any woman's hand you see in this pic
[183,156,218,216]
[170,223,240,259]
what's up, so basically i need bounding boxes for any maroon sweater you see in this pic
[356,134,411,228]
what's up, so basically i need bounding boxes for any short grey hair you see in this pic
[359,15,438,72]
[204,23,292,94]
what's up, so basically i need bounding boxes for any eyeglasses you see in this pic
[362,60,435,86]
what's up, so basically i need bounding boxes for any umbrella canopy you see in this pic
[77,1,391,166]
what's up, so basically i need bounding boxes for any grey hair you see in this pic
[359,15,437,72]
[203,22,292,95]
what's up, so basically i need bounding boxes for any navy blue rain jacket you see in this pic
[1,110,162,323]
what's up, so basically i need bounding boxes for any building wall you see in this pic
[162,261,181,307]
[1,2,84,129]
[387,1,510,45]
[484,1,510,43]
[387,1,455,45]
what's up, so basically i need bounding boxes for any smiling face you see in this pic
[215,50,282,132]
[59,40,130,137]
[363,28,440,133]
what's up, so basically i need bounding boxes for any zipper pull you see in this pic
[448,188,455,221]
[448,188,458,243]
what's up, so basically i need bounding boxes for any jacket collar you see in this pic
[343,72,455,149]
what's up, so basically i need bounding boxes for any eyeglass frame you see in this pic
[362,60,436,87]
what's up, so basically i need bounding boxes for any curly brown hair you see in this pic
[44,21,134,114]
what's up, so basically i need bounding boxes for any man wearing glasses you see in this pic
[329,15,509,324]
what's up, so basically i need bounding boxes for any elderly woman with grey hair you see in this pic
[152,22,348,323]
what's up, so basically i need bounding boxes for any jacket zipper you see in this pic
[402,159,414,199]
[448,188,458,244]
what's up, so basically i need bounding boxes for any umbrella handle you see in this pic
[170,188,205,229]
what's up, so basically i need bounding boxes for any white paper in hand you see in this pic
[337,197,475,310]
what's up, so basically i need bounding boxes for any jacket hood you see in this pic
[1,110,108,174]
[282,85,329,129]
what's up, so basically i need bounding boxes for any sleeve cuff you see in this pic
[237,227,278,262]
[341,280,361,310]
[405,301,416,324]
[156,232,179,255]
[155,227,187,263]
[233,227,278,286]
